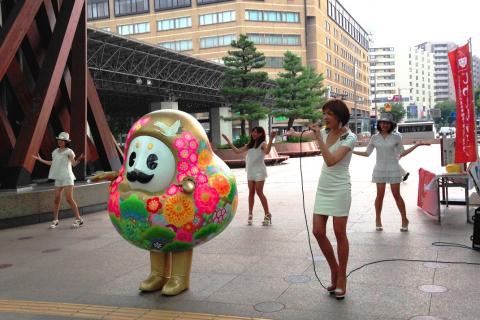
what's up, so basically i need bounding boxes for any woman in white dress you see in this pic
[286,99,357,300]
[353,113,428,231]
[222,127,276,226]
[33,132,85,229]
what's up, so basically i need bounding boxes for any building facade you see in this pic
[473,55,480,89]
[87,0,371,131]
[369,47,396,117]
[415,42,456,103]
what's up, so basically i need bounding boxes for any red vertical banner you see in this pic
[448,43,477,163]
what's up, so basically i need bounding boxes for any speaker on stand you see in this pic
[472,207,480,251]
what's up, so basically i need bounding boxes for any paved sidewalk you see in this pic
[1,145,479,320]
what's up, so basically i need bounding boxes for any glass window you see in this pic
[117,22,150,35]
[245,10,299,23]
[155,0,191,11]
[114,0,149,16]
[200,11,235,25]
[87,0,109,20]
[159,39,193,51]
[200,34,235,49]
[197,0,233,4]
[157,16,191,31]
[246,33,300,46]
[265,57,284,68]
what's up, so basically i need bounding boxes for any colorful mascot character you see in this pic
[92,110,237,295]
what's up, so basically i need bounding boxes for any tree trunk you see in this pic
[241,120,246,136]
[287,117,295,130]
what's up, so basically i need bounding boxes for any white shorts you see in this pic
[55,178,74,187]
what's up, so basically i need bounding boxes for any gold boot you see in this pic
[161,249,193,296]
[139,251,171,292]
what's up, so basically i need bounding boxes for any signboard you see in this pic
[417,168,439,218]
[429,108,441,118]
[440,138,455,166]
[407,104,418,119]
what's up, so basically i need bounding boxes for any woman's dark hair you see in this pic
[322,99,350,127]
[376,121,396,133]
[247,127,266,149]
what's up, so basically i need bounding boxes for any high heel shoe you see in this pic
[400,220,409,232]
[334,288,346,300]
[247,213,253,226]
[326,285,336,295]
[262,213,272,226]
[376,225,383,231]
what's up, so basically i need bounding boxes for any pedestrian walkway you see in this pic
[1,145,479,320]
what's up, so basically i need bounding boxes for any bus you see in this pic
[397,121,436,140]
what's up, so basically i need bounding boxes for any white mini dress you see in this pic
[48,148,76,187]
[245,142,267,182]
[365,133,405,184]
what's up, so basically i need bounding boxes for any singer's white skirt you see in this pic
[313,168,351,217]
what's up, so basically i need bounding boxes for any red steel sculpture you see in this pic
[0,0,122,188]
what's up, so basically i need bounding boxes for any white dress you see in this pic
[246,142,267,182]
[48,148,76,186]
[365,133,405,184]
[313,129,357,216]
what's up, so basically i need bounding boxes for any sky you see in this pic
[338,0,480,56]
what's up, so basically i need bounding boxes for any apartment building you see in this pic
[369,47,396,116]
[87,0,371,126]
[416,42,456,103]
[473,55,480,89]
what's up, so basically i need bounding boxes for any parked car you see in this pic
[437,127,456,138]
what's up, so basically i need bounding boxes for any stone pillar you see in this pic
[150,101,178,111]
[210,106,232,147]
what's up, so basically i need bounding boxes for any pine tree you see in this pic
[221,34,269,136]
[272,51,327,130]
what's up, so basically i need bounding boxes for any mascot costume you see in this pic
[93,110,237,295]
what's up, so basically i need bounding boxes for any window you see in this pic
[155,0,191,11]
[200,34,236,49]
[114,0,149,16]
[199,11,236,25]
[197,0,234,4]
[246,33,301,46]
[245,10,300,23]
[87,0,109,20]
[159,39,193,51]
[264,57,284,68]
[117,22,150,35]
[157,16,191,31]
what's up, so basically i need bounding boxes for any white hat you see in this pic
[56,132,70,142]
[378,112,395,124]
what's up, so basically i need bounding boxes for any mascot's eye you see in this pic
[146,154,158,170]
[129,152,136,167]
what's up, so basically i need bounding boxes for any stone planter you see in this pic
[274,142,320,158]
[213,146,289,168]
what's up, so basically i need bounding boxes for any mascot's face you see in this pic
[107,110,238,253]
[125,136,175,193]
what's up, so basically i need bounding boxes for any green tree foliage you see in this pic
[433,100,456,127]
[378,103,406,123]
[271,51,327,130]
[221,34,269,136]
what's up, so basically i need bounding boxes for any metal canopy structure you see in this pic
[87,28,275,112]
[89,28,222,106]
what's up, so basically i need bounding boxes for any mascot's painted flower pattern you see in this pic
[107,111,237,252]
[164,194,195,227]
[194,184,219,214]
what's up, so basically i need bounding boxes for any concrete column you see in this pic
[150,101,178,111]
[210,106,232,147]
